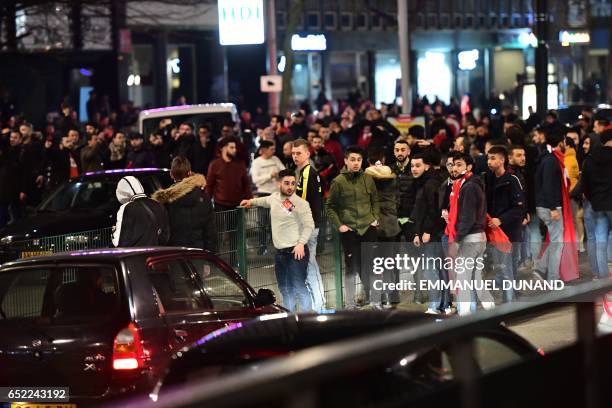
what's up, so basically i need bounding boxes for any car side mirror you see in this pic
[254,288,276,307]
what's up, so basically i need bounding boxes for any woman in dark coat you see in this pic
[152,156,217,252]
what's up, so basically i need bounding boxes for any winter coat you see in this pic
[411,169,444,240]
[390,160,416,218]
[455,175,487,241]
[80,143,105,173]
[535,149,563,210]
[152,174,217,251]
[107,142,127,169]
[484,169,525,242]
[171,133,196,164]
[192,142,215,176]
[582,146,612,211]
[126,147,157,169]
[151,144,172,169]
[112,176,170,247]
[364,164,400,238]
[311,148,338,191]
[45,147,81,187]
[326,168,380,236]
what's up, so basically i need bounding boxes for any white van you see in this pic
[138,103,240,137]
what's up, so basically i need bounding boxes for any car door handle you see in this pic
[173,329,189,340]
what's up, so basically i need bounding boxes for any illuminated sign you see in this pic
[218,0,265,45]
[458,49,479,71]
[291,34,327,51]
[559,30,590,46]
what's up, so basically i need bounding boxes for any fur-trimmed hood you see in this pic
[152,174,206,204]
[365,164,396,180]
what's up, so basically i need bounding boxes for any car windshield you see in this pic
[39,180,118,212]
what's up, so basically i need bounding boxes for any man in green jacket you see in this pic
[326,146,380,308]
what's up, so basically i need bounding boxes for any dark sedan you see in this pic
[143,311,539,406]
[0,247,282,405]
[0,168,172,244]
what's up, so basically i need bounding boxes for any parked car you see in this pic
[599,292,612,334]
[143,311,540,406]
[0,247,282,405]
[0,168,172,261]
[139,104,240,139]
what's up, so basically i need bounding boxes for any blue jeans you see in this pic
[493,248,515,302]
[594,210,612,278]
[536,207,564,281]
[526,213,542,261]
[306,228,326,312]
[455,232,493,314]
[422,242,448,310]
[275,246,313,312]
[583,201,600,277]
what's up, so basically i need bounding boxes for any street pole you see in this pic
[397,0,411,114]
[534,0,548,115]
[266,0,279,115]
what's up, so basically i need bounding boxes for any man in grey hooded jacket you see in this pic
[112,175,169,247]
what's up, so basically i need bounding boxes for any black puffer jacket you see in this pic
[152,174,217,252]
[390,160,416,218]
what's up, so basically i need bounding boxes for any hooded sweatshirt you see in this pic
[152,174,217,251]
[112,176,169,247]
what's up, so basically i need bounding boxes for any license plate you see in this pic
[20,251,53,259]
[10,405,76,408]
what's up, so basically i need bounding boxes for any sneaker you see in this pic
[481,301,496,310]
[425,308,441,315]
[366,302,384,310]
[443,307,454,315]
[532,270,545,281]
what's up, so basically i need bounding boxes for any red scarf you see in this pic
[552,149,579,281]
[445,172,471,244]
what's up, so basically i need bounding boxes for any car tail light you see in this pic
[604,293,612,317]
[113,323,145,370]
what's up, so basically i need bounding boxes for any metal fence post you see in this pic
[237,207,248,280]
[332,230,343,310]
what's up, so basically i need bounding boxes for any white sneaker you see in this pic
[482,301,496,310]
[425,308,440,315]
[457,302,472,316]
[443,307,454,315]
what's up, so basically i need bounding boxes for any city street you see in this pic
[1,0,611,406]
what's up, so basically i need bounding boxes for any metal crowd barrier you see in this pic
[0,207,345,309]
[130,279,612,408]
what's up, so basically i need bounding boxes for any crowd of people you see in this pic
[1,95,611,315]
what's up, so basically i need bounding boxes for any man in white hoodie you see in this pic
[112,175,169,247]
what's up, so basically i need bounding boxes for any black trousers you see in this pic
[340,226,378,306]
